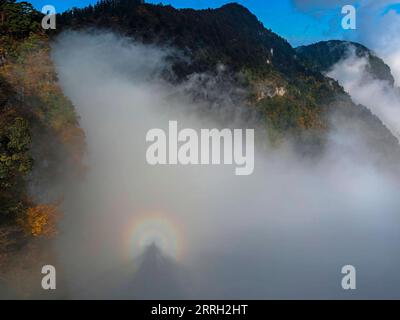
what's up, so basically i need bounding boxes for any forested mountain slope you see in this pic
[57,0,400,157]
[0,1,85,290]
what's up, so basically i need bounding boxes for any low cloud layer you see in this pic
[50,31,400,299]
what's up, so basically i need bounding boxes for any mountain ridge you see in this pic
[56,0,400,158]
[296,40,395,86]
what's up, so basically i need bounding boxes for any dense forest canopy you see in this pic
[0,0,85,270]
[0,1,41,38]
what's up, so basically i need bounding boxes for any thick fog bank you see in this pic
[51,31,400,299]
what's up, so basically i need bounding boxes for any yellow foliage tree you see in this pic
[25,204,60,237]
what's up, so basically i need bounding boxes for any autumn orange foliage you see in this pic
[25,204,61,237]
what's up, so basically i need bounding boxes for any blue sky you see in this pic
[26,0,400,47]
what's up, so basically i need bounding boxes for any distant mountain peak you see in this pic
[296,40,395,85]
[219,2,251,12]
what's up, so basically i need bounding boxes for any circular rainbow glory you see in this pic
[126,212,185,262]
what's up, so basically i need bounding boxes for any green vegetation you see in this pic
[0,1,40,38]
[0,1,85,231]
